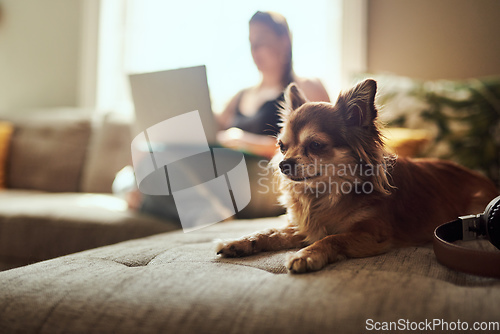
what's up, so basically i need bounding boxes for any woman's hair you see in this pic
[249,11,294,88]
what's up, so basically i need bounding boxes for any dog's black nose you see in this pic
[279,159,297,176]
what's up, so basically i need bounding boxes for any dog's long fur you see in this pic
[216,79,499,273]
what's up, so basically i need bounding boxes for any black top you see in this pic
[231,90,284,137]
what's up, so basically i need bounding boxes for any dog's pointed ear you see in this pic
[338,79,377,127]
[284,83,308,111]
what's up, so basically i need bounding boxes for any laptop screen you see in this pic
[129,65,218,144]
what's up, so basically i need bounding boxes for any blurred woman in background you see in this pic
[120,11,330,221]
[217,11,330,158]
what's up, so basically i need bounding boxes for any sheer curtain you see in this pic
[122,0,342,114]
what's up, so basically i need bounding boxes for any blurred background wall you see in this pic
[0,0,82,110]
[367,0,500,80]
[0,0,499,111]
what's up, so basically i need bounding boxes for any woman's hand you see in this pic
[217,128,247,150]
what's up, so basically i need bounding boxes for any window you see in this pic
[124,0,342,114]
[79,0,367,115]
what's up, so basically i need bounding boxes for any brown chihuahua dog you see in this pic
[216,79,498,273]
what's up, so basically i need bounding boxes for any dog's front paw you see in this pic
[286,249,328,274]
[216,239,257,258]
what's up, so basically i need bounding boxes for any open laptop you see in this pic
[128,65,218,143]
[128,65,252,231]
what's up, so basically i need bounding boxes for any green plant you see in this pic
[372,75,500,187]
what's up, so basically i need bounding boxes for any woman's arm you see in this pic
[217,128,278,159]
[216,91,243,131]
[296,78,330,103]
[217,79,330,159]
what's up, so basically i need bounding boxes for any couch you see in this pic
[1,217,499,333]
[1,77,499,333]
[0,109,179,270]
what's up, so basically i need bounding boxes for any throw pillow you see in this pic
[0,121,14,189]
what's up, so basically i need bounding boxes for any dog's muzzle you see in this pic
[279,159,297,176]
[279,159,322,181]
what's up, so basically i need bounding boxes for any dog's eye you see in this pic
[308,141,325,152]
[278,141,287,153]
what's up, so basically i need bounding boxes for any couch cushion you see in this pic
[0,217,498,333]
[0,190,179,266]
[6,117,91,192]
[80,112,133,193]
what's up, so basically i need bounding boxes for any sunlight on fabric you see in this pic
[77,194,128,212]
[125,0,341,113]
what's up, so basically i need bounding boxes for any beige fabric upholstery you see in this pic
[81,112,133,193]
[6,116,91,192]
[0,190,178,266]
[0,109,133,194]
[1,217,498,333]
